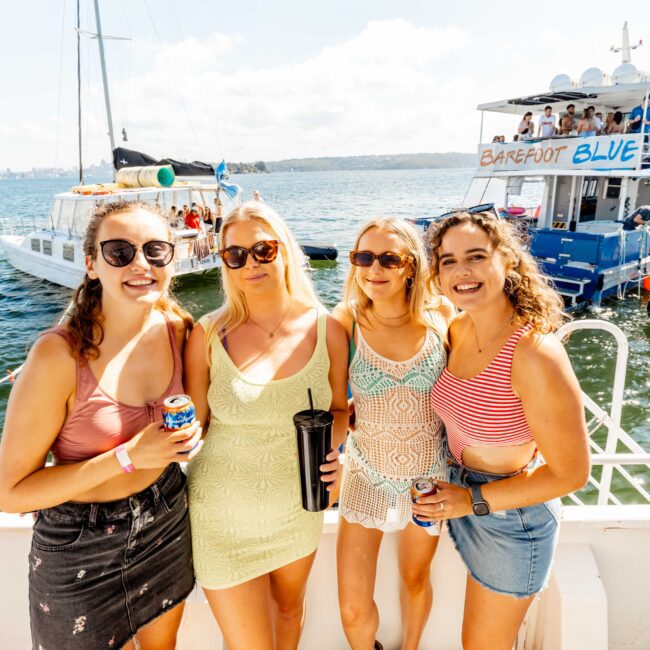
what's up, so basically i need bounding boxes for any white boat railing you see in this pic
[0,216,40,237]
[557,319,650,506]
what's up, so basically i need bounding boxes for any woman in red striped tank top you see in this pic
[416,212,590,650]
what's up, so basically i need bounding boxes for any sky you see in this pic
[1,0,650,170]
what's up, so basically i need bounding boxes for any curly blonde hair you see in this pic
[425,211,567,333]
[343,216,449,341]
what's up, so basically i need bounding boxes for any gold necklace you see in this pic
[473,312,514,353]
[247,301,293,338]
[370,307,410,328]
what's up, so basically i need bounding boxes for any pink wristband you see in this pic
[114,444,136,473]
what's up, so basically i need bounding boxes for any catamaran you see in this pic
[0,2,336,290]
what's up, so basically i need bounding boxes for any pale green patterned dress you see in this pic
[188,312,331,589]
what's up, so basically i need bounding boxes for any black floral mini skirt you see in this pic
[29,463,194,649]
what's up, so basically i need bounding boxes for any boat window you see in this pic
[43,240,52,256]
[54,200,76,233]
[582,179,599,199]
[30,238,41,253]
[62,242,75,263]
[604,178,622,200]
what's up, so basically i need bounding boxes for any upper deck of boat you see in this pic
[475,80,650,178]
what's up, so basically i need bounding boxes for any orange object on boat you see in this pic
[642,276,650,291]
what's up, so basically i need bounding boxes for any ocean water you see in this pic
[1,169,648,501]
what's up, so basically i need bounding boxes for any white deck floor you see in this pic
[2,505,649,649]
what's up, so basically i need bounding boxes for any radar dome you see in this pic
[612,63,648,84]
[549,74,575,92]
[579,67,608,87]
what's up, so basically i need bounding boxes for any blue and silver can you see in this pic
[410,477,437,527]
[162,394,195,431]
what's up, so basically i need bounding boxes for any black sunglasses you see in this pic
[219,240,279,269]
[100,239,175,268]
[349,250,414,269]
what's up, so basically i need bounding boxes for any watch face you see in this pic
[473,502,490,516]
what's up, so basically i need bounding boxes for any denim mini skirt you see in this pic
[29,463,194,649]
[446,454,561,599]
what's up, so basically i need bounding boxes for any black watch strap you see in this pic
[471,485,490,516]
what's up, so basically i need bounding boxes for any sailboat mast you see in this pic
[93,0,116,175]
[77,0,83,185]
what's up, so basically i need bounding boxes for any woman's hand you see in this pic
[320,448,341,491]
[411,480,473,522]
[320,448,341,508]
[126,420,203,469]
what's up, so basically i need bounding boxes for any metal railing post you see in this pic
[557,320,629,505]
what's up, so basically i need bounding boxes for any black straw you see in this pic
[308,388,314,416]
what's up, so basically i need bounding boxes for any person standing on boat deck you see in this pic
[621,205,650,231]
[559,104,577,135]
[333,217,454,650]
[419,212,589,650]
[608,111,625,134]
[589,107,603,134]
[537,106,556,138]
[628,96,650,134]
[0,201,202,650]
[577,107,596,137]
[184,201,348,650]
[517,112,535,140]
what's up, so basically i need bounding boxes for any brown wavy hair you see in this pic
[65,200,192,359]
[425,211,567,333]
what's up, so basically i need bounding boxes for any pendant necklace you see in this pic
[248,301,293,338]
[473,312,514,353]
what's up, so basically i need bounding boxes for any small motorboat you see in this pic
[299,241,338,261]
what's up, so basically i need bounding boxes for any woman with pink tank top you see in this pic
[0,201,203,649]
[416,212,590,650]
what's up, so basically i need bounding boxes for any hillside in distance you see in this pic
[265,152,476,172]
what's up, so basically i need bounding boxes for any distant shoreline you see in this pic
[1,152,476,179]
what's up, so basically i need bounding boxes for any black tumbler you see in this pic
[293,409,333,512]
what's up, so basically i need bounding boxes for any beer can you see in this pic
[410,477,437,528]
[162,394,195,431]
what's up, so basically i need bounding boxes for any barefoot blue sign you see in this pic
[477,134,644,174]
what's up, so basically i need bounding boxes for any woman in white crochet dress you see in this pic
[333,217,454,650]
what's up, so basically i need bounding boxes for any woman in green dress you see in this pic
[184,201,349,650]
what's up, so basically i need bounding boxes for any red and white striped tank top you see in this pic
[431,325,534,463]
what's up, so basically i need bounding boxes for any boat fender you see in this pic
[642,276,650,291]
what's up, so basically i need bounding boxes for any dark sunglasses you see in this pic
[219,240,280,269]
[100,239,175,268]
[349,250,414,269]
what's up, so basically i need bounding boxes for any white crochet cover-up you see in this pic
[339,323,448,535]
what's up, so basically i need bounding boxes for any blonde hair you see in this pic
[343,216,449,340]
[425,211,567,333]
[203,201,322,341]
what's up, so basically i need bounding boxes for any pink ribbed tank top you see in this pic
[50,314,184,463]
[431,325,535,463]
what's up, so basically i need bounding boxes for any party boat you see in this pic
[414,23,650,310]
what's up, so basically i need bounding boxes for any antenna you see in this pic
[610,22,643,64]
